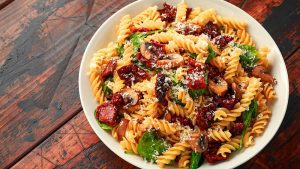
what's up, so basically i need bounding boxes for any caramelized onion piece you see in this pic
[116,118,129,141]
[156,53,184,69]
[252,66,275,84]
[209,77,228,96]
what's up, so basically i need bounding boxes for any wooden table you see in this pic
[0,0,299,168]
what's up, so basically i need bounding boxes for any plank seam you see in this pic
[285,46,300,61]
[5,107,83,169]
[0,0,14,10]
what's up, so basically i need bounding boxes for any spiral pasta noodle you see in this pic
[187,7,201,21]
[236,29,255,46]
[191,9,216,26]
[173,34,207,54]
[263,83,277,101]
[156,142,190,167]
[177,89,195,114]
[89,69,105,104]
[208,128,232,142]
[132,6,160,25]
[224,48,242,82]
[120,137,138,154]
[93,42,117,59]
[178,150,191,168]
[251,93,272,135]
[135,19,165,30]
[257,47,270,68]
[144,31,175,42]
[213,15,247,30]
[168,99,186,117]
[217,136,241,157]
[117,15,132,45]
[175,0,188,22]
[142,116,178,135]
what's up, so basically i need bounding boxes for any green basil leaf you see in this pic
[188,52,197,59]
[188,89,207,99]
[102,76,113,95]
[94,110,113,130]
[132,57,150,72]
[129,32,147,54]
[137,131,169,161]
[235,43,259,70]
[189,152,203,169]
[205,46,217,63]
[240,100,258,147]
[116,44,124,57]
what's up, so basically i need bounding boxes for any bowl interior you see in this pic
[79,0,289,168]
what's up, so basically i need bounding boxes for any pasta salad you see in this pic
[88,1,277,168]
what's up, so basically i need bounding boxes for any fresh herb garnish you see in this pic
[130,32,147,54]
[240,100,258,147]
[129,30,164,54]
[116,44,124,57]
[188,52,197,59]
[94,110,113,130]
[137,131,169,161]
[102,76,113,95]
[236,43,259,70]
[132,57,150,72]
[132,57,162,72]
[169,73,179,85]
[188,89,207,99]
[170,88,186,107]
[189,152,204,169]
[205,46,217,63]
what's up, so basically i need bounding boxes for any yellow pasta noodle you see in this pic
[263,83,277,100]
[117,15,132,45]
[142,116,178,135]
[176,0,188,22]
[156,142,190,167]
[208,128,232,142]
[213,15,247,30]
[178,150,191,168]
[217,136,241,157]
[236,29,255,46]
[224,47,242,83]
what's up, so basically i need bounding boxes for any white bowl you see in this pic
[79,0,289,168]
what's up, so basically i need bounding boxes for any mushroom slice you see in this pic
[209,76,228,96]
[140,42,152,60]
[156,53,184,69]
[188,132,208,153]
[232,82,242,100]
[120,88,139,108]
[252,66,275,84]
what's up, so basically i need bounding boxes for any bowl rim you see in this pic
[79,0,289,168]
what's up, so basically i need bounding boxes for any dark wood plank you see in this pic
[0,0,14,10]
[242,0,300,58]
[0,0,134,168]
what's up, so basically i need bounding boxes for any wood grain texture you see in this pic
[12,111,137,169]
[0,0,134,168]
[0,0,299,169]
